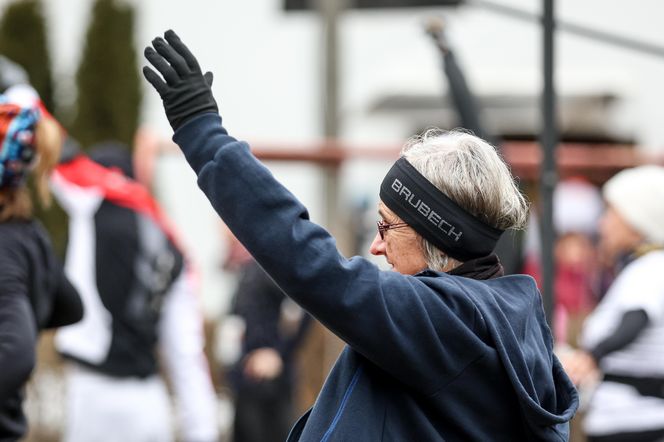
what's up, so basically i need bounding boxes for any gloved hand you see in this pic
[143,30,218,131]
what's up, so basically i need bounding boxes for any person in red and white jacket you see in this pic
[51,142,218,442]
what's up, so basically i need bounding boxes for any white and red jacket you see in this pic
[51,156,218,441]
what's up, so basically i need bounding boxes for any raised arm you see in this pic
[143,31,488,394]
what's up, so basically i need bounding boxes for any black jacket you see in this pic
[0,219,82,441]
[230,260,311,392]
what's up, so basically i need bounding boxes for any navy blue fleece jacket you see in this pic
[174,113,578,441]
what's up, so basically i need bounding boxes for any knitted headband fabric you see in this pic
[0,96,39,189]
[379,157,503,261]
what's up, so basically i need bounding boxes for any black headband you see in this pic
[379,157,504,261]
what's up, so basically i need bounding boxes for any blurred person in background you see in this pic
[562,165,664,442]
[143,30,578,441]
[523,178,604,346]
[223,233,311,442]
[50,142,218,442]
[0,85,83,441]
[550,179,603,346]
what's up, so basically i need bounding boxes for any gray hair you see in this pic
[400,128,529,271]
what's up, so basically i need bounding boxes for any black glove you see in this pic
[143,30,218,131]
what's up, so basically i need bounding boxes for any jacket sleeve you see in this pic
[0,247,37,403]
[44,268,83,329]
[588,309,649,362]
[33,221,83,330]
[173,114,488,394]
[158,268,219,442]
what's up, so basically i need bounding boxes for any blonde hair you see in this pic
[0,115,63,221]
[401,128,529,271]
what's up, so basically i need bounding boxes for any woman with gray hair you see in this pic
[373,128,528,274]
[143,30,578,441]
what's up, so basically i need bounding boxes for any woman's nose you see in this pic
[369,232,386,256]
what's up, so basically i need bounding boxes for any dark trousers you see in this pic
[233,377,294,442]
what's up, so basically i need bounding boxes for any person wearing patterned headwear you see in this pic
[0,86,82,440]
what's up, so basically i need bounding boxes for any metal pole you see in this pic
[540,0,557,328]
[315,0,347,377]
[315,0,345,232]
[319,0,342,139]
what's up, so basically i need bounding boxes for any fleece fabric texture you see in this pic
[174,113,578,442]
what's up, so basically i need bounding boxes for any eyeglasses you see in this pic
[376,220,409,240]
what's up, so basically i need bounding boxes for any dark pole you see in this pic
[315,0,347,375]
[314,0,344,236]
[540,0,557,328]
[316,0,345,230]
[319,0,343,139]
